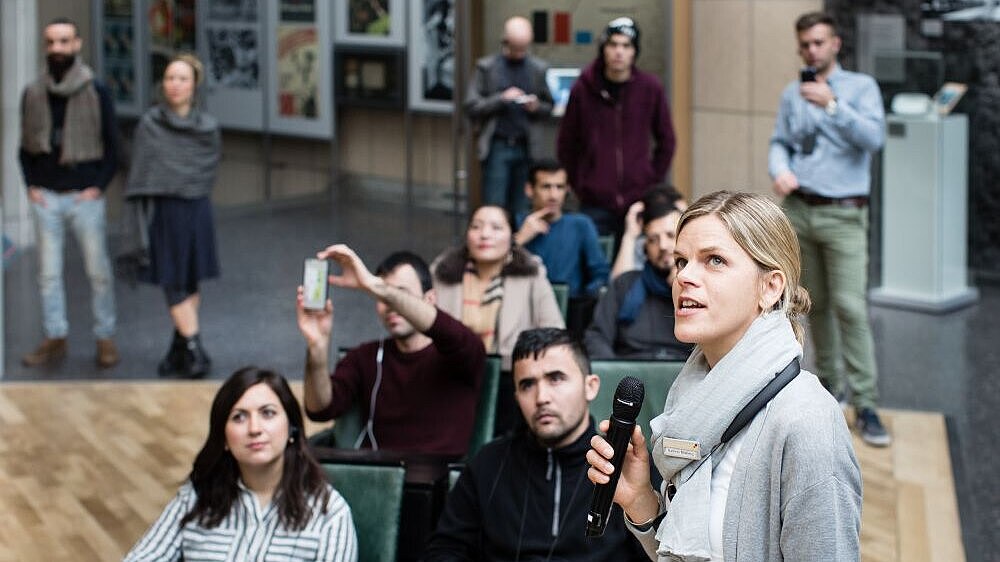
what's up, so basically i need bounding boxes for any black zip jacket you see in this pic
[423,418,649,561]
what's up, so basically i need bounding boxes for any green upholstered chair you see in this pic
[550,283,570,322]
[588,360,685,451]
[311,354,502,458]
[597,235,615,263]
[466,355,502,458]
[322,462,406,562]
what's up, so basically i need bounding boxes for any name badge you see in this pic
[662,437,701,461]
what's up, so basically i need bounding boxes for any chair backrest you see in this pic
[588,360,685,450]
[466,355,502,458]
[597,235,615,263]
[550,282,570,321]
[322,462,406,562]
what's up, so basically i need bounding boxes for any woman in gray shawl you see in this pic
[124,54,221,378]
[587,191,861,561]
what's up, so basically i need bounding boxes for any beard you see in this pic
[650,262,673,279]
[46,53,76,81]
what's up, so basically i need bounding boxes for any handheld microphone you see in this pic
[586,375,645,537]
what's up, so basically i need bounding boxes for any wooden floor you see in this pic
[0,381,966,562]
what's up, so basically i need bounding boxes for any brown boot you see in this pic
[21,338,67,366]
[96,338,120,368]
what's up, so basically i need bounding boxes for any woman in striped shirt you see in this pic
[124,367,358,561]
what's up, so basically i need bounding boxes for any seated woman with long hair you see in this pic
[124,367,358,561]
[433,205,564,433]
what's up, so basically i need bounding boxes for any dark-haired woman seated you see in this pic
[124,367,357,561]
[433,205,564,433]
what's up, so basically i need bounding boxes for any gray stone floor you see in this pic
[3,194,998,560]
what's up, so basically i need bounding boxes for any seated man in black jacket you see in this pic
[423,328,647,561]
[584,201,693,360]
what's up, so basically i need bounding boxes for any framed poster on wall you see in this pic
[93,0,146,117]
[197,0,265,131]
[147,0,197,101]
[267,0,334,139]
[333,0,405,46]
[408,0,454,113]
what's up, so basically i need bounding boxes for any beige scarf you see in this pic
[21,56,104,165]
[460,264,504,353]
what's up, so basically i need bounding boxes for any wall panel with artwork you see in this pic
[409,0,454,113]
[198,0,265,131]
[267,0,334,138]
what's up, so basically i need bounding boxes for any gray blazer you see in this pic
[464,53,554,161]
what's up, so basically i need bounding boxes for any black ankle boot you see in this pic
[178,333,211,379]
[157,330,185,376]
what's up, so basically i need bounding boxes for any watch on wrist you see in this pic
[825,98,839,116]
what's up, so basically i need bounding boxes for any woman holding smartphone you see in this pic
[123,54,220,378]
[587,191,861,561]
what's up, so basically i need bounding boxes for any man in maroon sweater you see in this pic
[296,245,486,456]
[556,17,675,241]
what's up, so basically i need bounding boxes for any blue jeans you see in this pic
[481,139,529,216]
[31,189,116,339]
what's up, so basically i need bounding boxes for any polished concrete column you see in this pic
[1,0,38,376]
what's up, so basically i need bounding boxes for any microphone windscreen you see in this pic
[611,375,644,421]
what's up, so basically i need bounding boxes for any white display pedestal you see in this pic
[870,113,978,312]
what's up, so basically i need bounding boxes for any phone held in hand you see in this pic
[800,67,817,83]
[303,258,329,311]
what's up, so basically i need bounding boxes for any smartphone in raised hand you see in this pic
[302,258,329,311]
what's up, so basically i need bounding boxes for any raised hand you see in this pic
[295,285,332,348]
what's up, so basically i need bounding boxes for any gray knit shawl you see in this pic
[125,105,220,199]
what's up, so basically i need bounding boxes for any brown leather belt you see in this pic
[793,190,868,209]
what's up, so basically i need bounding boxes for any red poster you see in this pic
[554,12,570,44]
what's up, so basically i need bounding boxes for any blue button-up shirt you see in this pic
[768,64,885,198]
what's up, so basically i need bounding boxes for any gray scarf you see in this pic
[125,104,221,199]
[21,56,104,164]
[649,312,801,561]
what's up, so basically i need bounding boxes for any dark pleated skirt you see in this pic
[141,196,220,289]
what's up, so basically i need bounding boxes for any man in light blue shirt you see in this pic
[769,11,890,447]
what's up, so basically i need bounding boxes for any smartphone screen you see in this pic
[302,259,329,310]
[800,67,817,82]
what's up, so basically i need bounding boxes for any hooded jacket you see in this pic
[423,419,648,561]
[557,58,675,215]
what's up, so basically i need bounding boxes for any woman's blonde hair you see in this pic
[167,52,205,86]
[676,190,811,342]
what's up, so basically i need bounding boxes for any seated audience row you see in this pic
[130,191,860,561]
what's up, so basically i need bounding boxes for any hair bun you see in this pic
[789,285,811,317]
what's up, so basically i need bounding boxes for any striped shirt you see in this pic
[123,481,357,562]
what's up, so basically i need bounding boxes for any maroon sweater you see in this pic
[557,58,676,215]
[308,310,486,456]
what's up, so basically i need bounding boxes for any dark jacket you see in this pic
[465,53,554,161]
[19,80,118,192]
[585,270,693,360]
[423,419,648,561]
[556,59,675,215]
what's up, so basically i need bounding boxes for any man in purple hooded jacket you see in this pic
[556,17,676,241]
